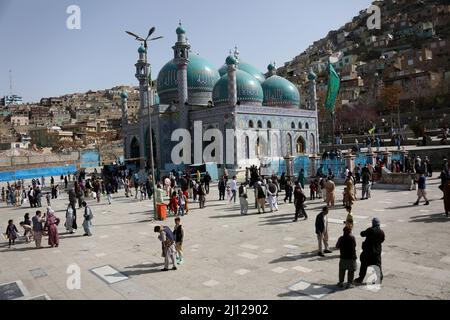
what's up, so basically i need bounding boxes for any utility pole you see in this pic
[331,111,336,149]
[126,26,163,220]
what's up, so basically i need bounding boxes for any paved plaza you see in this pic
[0,178,449,300]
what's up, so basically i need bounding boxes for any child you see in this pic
[168,191,178,216]
[226,185,232,201]
[5,219,19,248]
[183,189,189,214]
[343,205,354,230]
[177,190,186,216]
[173,217,184,264]
[19,222,33,243]
[315,178,322,199]
[46,192,51,207]
[309,180,317,200]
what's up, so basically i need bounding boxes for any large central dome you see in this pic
[212,70,263,106]
[157,54,220,105]
[219,60,266,83]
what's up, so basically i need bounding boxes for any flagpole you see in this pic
[331,111,336,149]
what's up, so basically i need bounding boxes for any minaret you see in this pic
[135,44,150,169]
[308,67,320,154]
[226,55,237,106]
[120,90,129,160]
[173,22,191,130]
[120,90,129,127]
[267,62,276,77]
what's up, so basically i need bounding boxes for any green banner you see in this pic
[324,63,340,110]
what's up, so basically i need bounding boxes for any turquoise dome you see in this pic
[219,60,266,83]
[120,91,128,99]
[156,54,220,104]
[138,45,146,54]
[262,75,300,107]
[212,70,263,106]
[176,25,186,35]
[226,55,237,66]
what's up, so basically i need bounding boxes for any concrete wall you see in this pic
[0,152,81,171]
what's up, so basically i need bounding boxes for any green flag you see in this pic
[324,63,340,110]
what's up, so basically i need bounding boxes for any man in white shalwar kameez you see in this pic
[267,179,279,212]
[65,203,75,234]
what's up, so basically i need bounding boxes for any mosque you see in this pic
[120,23,320,178]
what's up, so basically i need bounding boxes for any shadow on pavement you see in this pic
[278,282,339,299]
[269,251,339,263]
[409,213,449,223]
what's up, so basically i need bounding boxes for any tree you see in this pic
[379,85,402,131]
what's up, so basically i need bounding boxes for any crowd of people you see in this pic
[2,155,449,288]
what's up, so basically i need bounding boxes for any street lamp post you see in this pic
[126,26,163,220]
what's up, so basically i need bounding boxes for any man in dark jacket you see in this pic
[315,207,332,256]
[293,185,307,222]
[204,172,212,194]
[218,176,226,201]
[355,218,385,284]
[336,226,357,288]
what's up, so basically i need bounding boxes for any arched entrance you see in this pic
[130,136,140,166]
[296,136,306,154]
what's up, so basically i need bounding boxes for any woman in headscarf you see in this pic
[45,207,60,247]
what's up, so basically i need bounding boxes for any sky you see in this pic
[0,0,373,103]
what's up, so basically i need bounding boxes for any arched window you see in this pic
[291,122,295,129]
[257,120,263,129]
[249,120,254,128]
[305,122,309,129]
[296,136,306,154]
[298,122,303,129]
[267,121,272,129]
[245,136,250,159]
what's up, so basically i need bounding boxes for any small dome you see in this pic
[308,70,317,81]
[120,91,128,99]
[176,25,186,35]
[138,45,146,54]
[262,75,300,107]
[219,59,266,83]
[212,70,263,106]
[157,54,220,105]
[268,63,275,71]
[226,55,237,66]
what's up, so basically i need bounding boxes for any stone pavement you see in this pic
[0,179,449,300]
